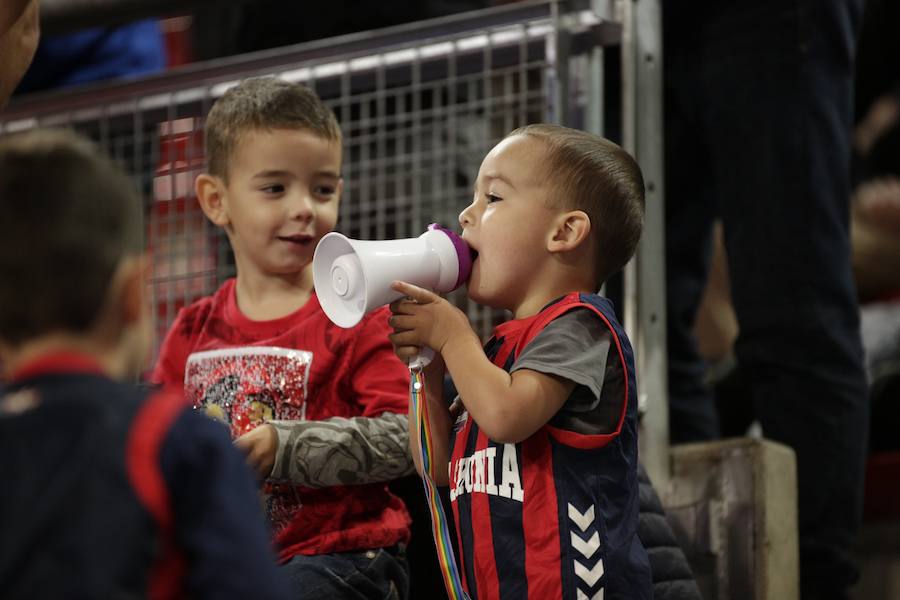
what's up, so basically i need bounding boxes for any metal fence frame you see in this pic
[2,0,668,483]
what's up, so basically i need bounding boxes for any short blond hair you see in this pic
[204,77,341,181]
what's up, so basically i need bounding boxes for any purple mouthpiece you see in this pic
[428,223,473,289]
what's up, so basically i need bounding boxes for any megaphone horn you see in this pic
[313,223,473,329]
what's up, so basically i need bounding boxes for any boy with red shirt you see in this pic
[151,77,413,599]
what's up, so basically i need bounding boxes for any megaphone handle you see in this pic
[408,347,435,371]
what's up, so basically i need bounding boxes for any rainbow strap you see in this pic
[410,369,470,600]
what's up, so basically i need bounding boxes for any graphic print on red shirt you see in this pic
[186,346,313,436]
[184,346,316,534]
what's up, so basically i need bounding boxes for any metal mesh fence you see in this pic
[1,1,617,362]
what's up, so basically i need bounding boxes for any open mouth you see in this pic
[278,234,313,246]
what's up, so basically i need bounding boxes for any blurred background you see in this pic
[2,1,899,598]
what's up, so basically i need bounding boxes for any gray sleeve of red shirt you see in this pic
[267,412,415,487]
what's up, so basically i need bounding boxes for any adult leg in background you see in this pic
[663,12,720,443]
[665,1,869,598]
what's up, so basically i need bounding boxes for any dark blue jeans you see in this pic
[281,546,409,600]
[663,1,869,598]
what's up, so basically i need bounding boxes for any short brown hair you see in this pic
[0,128,142,345]
[204,77,341,180]
[508,124,645,285]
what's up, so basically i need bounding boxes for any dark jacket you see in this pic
[0,352,289,599]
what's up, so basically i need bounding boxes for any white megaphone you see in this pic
[313,224,473,369]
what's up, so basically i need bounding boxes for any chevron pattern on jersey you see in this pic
[569,502,605,599]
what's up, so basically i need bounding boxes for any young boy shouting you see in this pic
[0,129,288,598]
[151,78,413,599]
[389,124,652,600]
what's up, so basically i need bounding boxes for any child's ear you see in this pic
[114,254,153,378]
[548,210,591,252]
[119,255,149,326]
[195,173,230,227]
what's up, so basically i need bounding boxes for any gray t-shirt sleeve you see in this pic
[511,308,621,435]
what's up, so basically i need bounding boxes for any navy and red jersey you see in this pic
[151,278,412,560]
[0,352,288,599]
[448,293,651,600]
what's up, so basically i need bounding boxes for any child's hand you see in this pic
[234,424,277,479]
[388,281,476,364]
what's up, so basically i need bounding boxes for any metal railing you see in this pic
[2,0,668,483]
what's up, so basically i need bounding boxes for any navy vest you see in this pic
[448,293,651,600]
